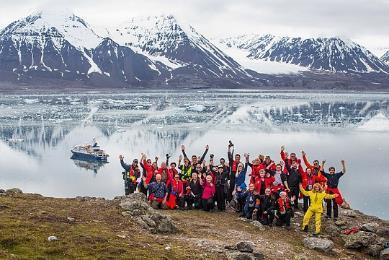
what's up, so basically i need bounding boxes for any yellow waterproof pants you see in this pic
[302,208,322,234]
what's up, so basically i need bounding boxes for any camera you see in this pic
[166,154,171,159]
[228,140,234,147]
[210,154,214,159]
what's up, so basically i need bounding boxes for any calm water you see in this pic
[0,90,388,219]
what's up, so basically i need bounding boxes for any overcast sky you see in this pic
[1,0,389,56]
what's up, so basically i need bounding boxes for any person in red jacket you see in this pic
[157,161,171,186]
[248,156,265,184]
[140,153,156,185]
[281,146,301,166]
[276,191,293,229]
[254,169,273,195]
[263,156,276,171]
[300,167,316,212]
[302,150,322,176]
[166,173,184,209]
[201,175,216,211]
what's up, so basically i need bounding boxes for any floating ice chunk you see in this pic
[187,104,206,112]
[24,99,39,104]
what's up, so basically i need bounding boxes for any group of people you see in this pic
[119,141,348,235]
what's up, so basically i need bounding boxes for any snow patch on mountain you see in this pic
[1,9,102,50]
[382,51,389,65]
[217,44,307,74]
[110,15,249,77]
[219,34,389,74]
[0,9,105,76]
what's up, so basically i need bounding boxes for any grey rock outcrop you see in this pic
[303,237,334,253]
[119,193,177,234]
[342,231,377,249]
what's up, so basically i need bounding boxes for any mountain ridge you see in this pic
[0,10,388,90]
[218,34,389,74]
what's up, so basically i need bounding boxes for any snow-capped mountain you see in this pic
[110,15,251,81]
[382,51,389,65]
[0,10,183,85]
[0,9,104,78]
[219,34,389,74]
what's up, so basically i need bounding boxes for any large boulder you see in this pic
[303,237,334,253]
[119,193,177,234]
[119,199,151,216]
[361,222,379,233]
[5,188,22,194]
[342,231,377,249]
[226,251,264,260]
[226,252,256,260]
[236,241,255,253]
[342,209,357,218]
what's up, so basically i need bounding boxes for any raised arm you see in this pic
[181,145,188,160]
[166,154,170,165]
[178,155,183,167]
[341,160,346,174]
[299,184,309,196]
[302,150,313,169]
[119,155,131,172]
[228,145,234,165]
[280,146,287,161]
[199,145,209,164]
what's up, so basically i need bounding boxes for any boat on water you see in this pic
[70,139,109,162]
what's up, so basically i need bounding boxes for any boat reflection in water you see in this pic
[70,155,108,174]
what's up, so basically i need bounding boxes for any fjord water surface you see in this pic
[0,90,388,219]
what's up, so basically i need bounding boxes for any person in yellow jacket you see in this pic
[299,183,338,235]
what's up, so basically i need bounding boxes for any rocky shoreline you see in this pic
[1,188,388,259]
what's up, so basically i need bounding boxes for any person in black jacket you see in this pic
[283,160,301,210]
[258,188,276,226]
[181,144,209,168]
[215,164,228,211]
[227,141,241,202]
[185,172,203,209]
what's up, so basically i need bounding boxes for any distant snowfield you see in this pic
[358,112,389,131]
[219,46,307,74]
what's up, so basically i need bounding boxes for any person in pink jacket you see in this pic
[201,175,216,211]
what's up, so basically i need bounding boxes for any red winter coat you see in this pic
[250,164,265,184]
[202,182,216,200]
[281,150,301,166]
[143,159,155,184]
[277,197,291,214]
[254,176,274,194]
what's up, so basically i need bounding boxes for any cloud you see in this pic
[1,0,388,54]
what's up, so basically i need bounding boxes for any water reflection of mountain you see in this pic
[223,101,389,128]
[0,124,73,159]
[1,98,389,159]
